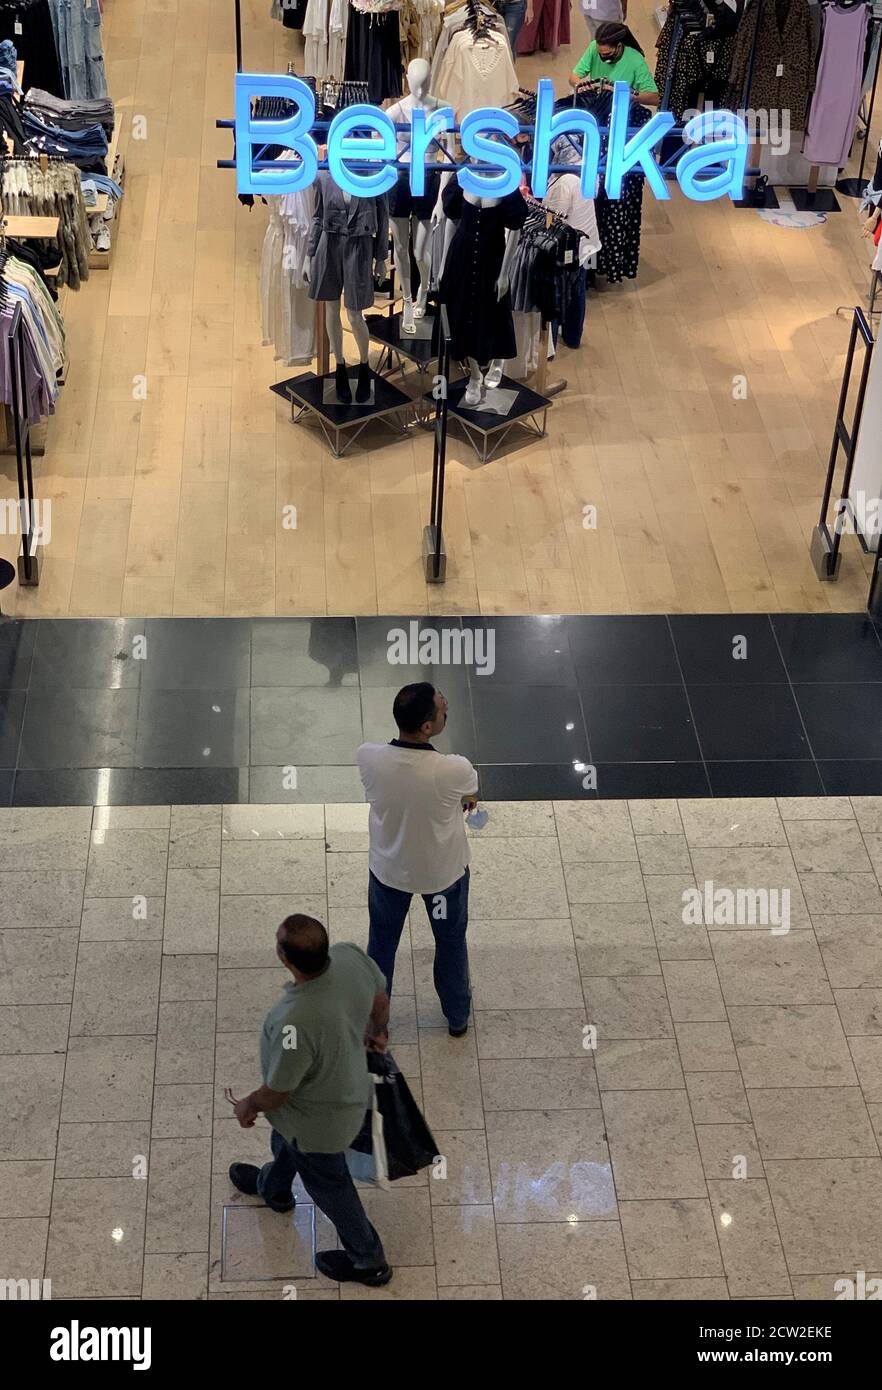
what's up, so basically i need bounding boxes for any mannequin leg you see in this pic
[413,218,433,318]
[464,357,483,407]
[485,358,504,389]
[390,218,415,334]
[347,309,372,403]
[326,299,345,364]
[325,299,351,403]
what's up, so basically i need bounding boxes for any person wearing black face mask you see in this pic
[569,20,660,106]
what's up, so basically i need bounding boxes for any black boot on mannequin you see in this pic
[355,361,371,404]
[335,362,352,403]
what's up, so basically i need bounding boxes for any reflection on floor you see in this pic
[2,797,881,1299]
[3,612,882,806]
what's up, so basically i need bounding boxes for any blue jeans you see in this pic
[552,267,588,350]
[368,868,471,1029]
[258,1130,386,1269]
[496,0,527,52]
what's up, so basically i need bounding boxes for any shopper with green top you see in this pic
[569,20,660,107]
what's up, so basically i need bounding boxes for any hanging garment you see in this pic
[515,0,571,56]
[303,0,331,80]
[0,250,66,421]
[725,0,816,130]
[655,7,738,118]
[433,27,519,118]
[430,4,508,86]
[50,0,108,99]
[344,7,403,102]
[1,156,91,289]
[563,86,648,284]
[0,0,63,95]
[306,173,389,310]
[260,178,316,365]
[804,3,869,167]
[438,180,528,362]
[328,0,350,77]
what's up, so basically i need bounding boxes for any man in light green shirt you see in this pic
[227,913,393,1287]
[570,20,659,106]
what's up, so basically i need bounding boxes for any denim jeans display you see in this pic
[51,0,108,100]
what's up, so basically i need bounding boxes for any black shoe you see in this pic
[228,1162,295,1213]
[334,362,352,403]
[355,361,371,403]
[448,1022,469,1038]
[315,1250,392,1286]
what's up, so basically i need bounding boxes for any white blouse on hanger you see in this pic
[433,28,519,120]
[260,173,316,366]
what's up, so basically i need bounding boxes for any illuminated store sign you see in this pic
[234,74,748,204]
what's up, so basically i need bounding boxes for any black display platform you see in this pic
[271,370,412,457]
[789,185,841,213]
[422,374,551,463]
[367,310,440,378]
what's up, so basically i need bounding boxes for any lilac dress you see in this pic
[804,2,869,168]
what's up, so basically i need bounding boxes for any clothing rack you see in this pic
[838,10,882,197]
[3,299,41,584]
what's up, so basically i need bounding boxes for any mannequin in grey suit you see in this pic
[305,174,389,402]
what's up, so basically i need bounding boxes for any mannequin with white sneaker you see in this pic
[385,59,448,336]
[438,161,527,408]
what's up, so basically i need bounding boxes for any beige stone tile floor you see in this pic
[1,796,882,1299]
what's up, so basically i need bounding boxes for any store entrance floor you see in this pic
[0,0,878,617]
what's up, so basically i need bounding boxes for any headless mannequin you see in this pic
[305,190,387,404]
[386,59,446,335]
[439,169,521,406]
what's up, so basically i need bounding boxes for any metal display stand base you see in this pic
[836,176,868,199]
[789,185,841,213]
[271,370,412,458]
[422,523,447,582]
[422,375,551,463]
[733,182,780,210]
[810,523,843,580]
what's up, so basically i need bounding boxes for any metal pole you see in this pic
[234,0,243,73]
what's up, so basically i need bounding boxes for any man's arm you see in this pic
[365,989,390,1052]
[233,1084,290,1128]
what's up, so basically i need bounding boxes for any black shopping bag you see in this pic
[368,1049,438,1181]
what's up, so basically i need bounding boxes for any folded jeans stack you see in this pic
[80,171,123,252]
[24,85,114,135]
[22,109,108,172]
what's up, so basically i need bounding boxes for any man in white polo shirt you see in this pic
[357,682,479,1038]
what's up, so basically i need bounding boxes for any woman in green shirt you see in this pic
[569,21,660,107]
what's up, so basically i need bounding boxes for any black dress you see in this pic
[439,182,528,364]
[344,10,402,104]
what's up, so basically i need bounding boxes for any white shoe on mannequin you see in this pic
[413,290,428,320]
[464,377,483,407]
[401,298,416,335]
[484,359,504,389]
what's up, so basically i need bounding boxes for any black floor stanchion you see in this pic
[423,306,451,582]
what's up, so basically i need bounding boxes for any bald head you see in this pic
[277,914,329,977]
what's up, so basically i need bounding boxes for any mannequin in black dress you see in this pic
[438,171,527,407]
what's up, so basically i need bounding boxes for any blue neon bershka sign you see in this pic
[234,74,748,204]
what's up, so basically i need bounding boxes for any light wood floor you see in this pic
[0,0,878,616]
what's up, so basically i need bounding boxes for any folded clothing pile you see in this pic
[23,109,108,174]
[25,87,114,136]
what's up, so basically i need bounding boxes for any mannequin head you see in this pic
[406,59,430,102]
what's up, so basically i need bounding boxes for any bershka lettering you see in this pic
[49,1321,152,1371]
[386,621,495,676]
[234,75,748,205]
